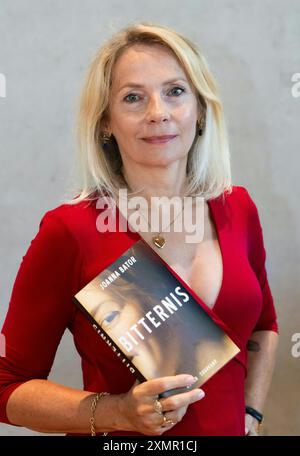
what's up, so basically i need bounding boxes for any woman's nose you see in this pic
[145,94,170,123]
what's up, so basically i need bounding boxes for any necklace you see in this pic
[133,202,186,249]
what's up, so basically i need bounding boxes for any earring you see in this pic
[197,117,205,136]
[99,130,112,150]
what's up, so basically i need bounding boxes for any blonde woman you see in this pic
[0,22,278,436]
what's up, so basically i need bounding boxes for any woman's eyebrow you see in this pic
[117,77,189,93]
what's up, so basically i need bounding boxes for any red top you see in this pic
[0,186,279,436]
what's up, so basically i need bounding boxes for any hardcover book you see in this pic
[73,239,240,398]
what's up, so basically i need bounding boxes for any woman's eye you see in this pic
[169,86,185,96]
[123,87,185,104]
[123,93,140,103]
[102,310,120,327]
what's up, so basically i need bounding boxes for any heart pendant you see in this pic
[153,235,166,249]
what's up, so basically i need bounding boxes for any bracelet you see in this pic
[245,406,264,425]
[90,392,110,436]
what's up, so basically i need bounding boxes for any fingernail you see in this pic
[186,376,198,387]
[197,389,205,399]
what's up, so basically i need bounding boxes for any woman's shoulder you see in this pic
[221,185,264,233]
[43,198,97,222]
[228,185,260,214]
[213,184,253,211]
[210,185,260,226]
[226,184,251,203]
[38,198,100,247]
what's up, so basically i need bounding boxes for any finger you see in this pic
[159,414,178,429]
[148,388,204,420]
[140,374,198,397]
[160,388,205,412]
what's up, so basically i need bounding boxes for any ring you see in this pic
[161,413,175,427]
[154,398,163,415]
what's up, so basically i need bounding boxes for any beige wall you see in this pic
[0,0,299,435]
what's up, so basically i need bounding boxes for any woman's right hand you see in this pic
[117,374,205,435]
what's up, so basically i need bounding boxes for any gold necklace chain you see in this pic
[132,201,186,249]
[122,175,189,249]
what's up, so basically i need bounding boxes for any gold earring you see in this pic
[99,131,112,149]
[197,117,205,136]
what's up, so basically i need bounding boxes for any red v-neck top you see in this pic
[0,185,278,435]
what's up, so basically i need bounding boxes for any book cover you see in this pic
[73,238,240,398]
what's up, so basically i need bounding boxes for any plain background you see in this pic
[0,0,299,435]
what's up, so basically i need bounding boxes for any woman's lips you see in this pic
[142,135,177,144]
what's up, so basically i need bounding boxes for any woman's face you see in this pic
[106,43,200,168]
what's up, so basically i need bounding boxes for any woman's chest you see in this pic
[139,204,223,310]
[169,236,223,310]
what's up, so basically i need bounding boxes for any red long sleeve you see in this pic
[245,189,279,333]
[0,212,82,424]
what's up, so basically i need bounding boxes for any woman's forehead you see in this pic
[111,44,187,88]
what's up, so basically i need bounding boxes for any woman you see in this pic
[0,22,279,436]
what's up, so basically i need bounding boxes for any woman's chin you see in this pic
[133,156,187,168]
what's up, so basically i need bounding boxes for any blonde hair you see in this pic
[64,21,232,205]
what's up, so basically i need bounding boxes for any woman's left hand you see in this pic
[245,413,260,436]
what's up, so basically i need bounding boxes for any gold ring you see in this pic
[154,398,163,415]
[161,414,175,427]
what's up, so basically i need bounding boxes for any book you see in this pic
[73,238,240,398]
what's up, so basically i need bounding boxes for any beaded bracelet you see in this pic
[90,392,111,436]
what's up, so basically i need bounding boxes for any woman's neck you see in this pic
[120,162,188,202]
